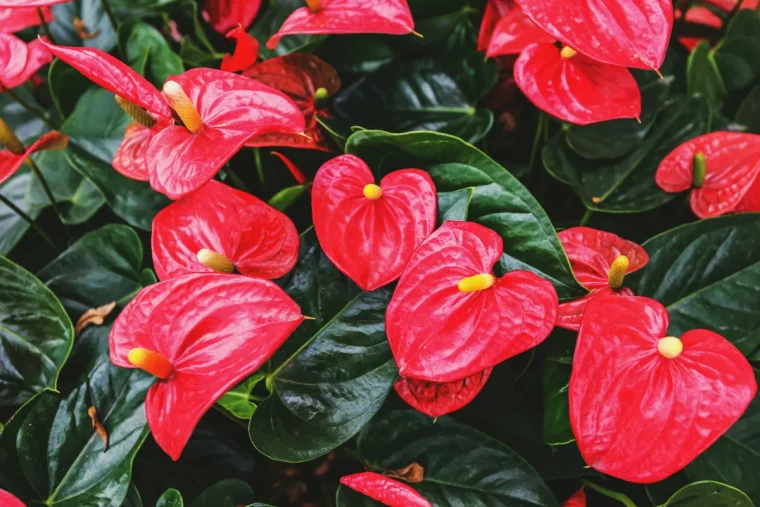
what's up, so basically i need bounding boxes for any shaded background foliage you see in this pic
[2,0,760,506]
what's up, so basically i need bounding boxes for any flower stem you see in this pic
[0,193,60,252]
[254,148,267,191]
[223,167,249,193]
[37,7,57,44]
[528,113,546,170]
[26,157,71,241]
[581,480,636,507]
[580,208,593,226]
[4,88,53,128]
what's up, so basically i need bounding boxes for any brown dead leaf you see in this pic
[386,462,424,483]
[88,406,109,452]
[73,17,101,40]
[75,302,117,334]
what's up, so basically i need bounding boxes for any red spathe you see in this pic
[394,368,492,417]
[340,472,432,507]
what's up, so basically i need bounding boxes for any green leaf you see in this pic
[0,257,73,408]
[0,325,153,507]
[542,334,575,446]
[661,481,754,506]
[119,20,184,88]
[336,410,561,507]
[61,88,170,230]
[249,229,397,463]
[268,184,309,212]
[736,84,760,133]
[542,95,711,213]
[345,130,585,301]
[37,224,148,319]
[0,84,47,142]
[157,489,184,507]
[333,52,497,143]
[188,479,255,507]
[0,172,39,256]
[713,10,760,92]
[49,0,117,52]
[687,42,727,108]
[317,35,396,73]
[628,214,760,355]
[123,484,143,507]
[48,59,94,120]
[217,373,265,420]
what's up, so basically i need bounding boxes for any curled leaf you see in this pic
[75,301,117,334]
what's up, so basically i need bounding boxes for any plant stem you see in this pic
[223,167,249,192]
[100,0,119,36]
[26,157,71,242]
[582,480,636,507]
[254,148,267,192]
[528,113,546,170]
[37,7,57,44]
[0,193,60,252]
[4,89,53,128]
[580,208,593,226]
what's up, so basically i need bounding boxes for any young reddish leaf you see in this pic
[394,368,492,417]
[0,131,68,185]
[110,273,304,461]
[272,151,309,185]
[477,0,513,51]
[267,0,415,50]
[570,295,757,483]
[0,489,24,507]
[312,154,436,291]
[486,4,554,57]
[112,119,172,182]
[656,132,760,219]
[40,41,171,118]
[147,68,305,199]
[151,180,299,281]
[386,221,558,383]
[515,42,641,125]
[203,0,262,33]
[517,0,673,70]
[563,488,586,507]
[244,53,341,151]
[340,472,432,507]
[0,6,53,34]
[221,26,259,73]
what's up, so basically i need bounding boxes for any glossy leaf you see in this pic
[517,0,673,70]
[346,130,585,301]
[570,296,757,483]
[0,172,38,255]
[394,368,492,417]
[119,21,184,88]
[542,335,574,446]
[629,214,760,355]
[267,0,415,49]
[333,51,498,143]
[340,473,432,507]
[0,257,72,408]
[157,489,183,507]
[152,180,299,281]
[713,10,760,92]
[249,229,397,463]
[336,410,560,507]
[687,42,727,108]
[543,95,711,213]
[662,481,753,506]
[312,154,436,291]
[217,373,264,420]
[387,221,557,382]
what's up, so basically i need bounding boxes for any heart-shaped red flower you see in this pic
[340,472,432,507]
[477,0,513,51]
[485,3,553,57]
[41,41,305,199]
[203,0,262,34]
[516,0,673,70]
[386,221,558,383]
[152,180,299,281]
[656,132,760,219]
[556,227,648,331]
[267,0,415,50]
[110,273,304,460]
[244,53,341,151]
[563,489,586,507]
[312,154,436,291]
[0,489,24,507]
[394,368,492,418]
[514,42,641,125]
[0,34,52,91]
[570,295,757,483]
[0,128,68,186]
[0,6,53,34]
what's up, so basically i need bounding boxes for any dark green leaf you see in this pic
[0,257,72,408]
[542,95,711,213]
[123,484,143,507]
[336,410,561,507]
[317,35,396,73]
[188,479,254,507]
[0,172,39,256]
[0,85,47,143]
[628,214,760,355]
[542,334,574,446]
[37,224,148,320]
[249,229,397,463]
[661,481,754,506]
[49,0,117,52]
[735,84,760,133]
[157,489,184,507]
[119,20,184,88]
[687,42,727,107]
[713,11,760,92]
[48,59,93,120]
[333,52,497,143]
[346,130,585,300]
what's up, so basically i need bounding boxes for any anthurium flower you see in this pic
[556,227,648,331]
[0,5,53,33]
[514,43,641,125]
[562,489,586,507]
[485,2,553,57]
[516,0,673,70]
[243,53,341,151]
[203,0,262,33]
[0,34,52,90]
[570,295,757,483]
[656,132,760,218]
[386,221,558,383]
[0,489,24,507]
[312,154,436,291]
[41,41,306,199]
[267,0,416,50]
[477,0,513,51]
[152,180,299,281]
[110,273,305,460]
[394,368,492,418]
[0,119,67,185]
[340,472,432,507]
[220,26,259,73]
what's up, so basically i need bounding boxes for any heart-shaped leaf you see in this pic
[662,481,754,506]
[0,257,72,408]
